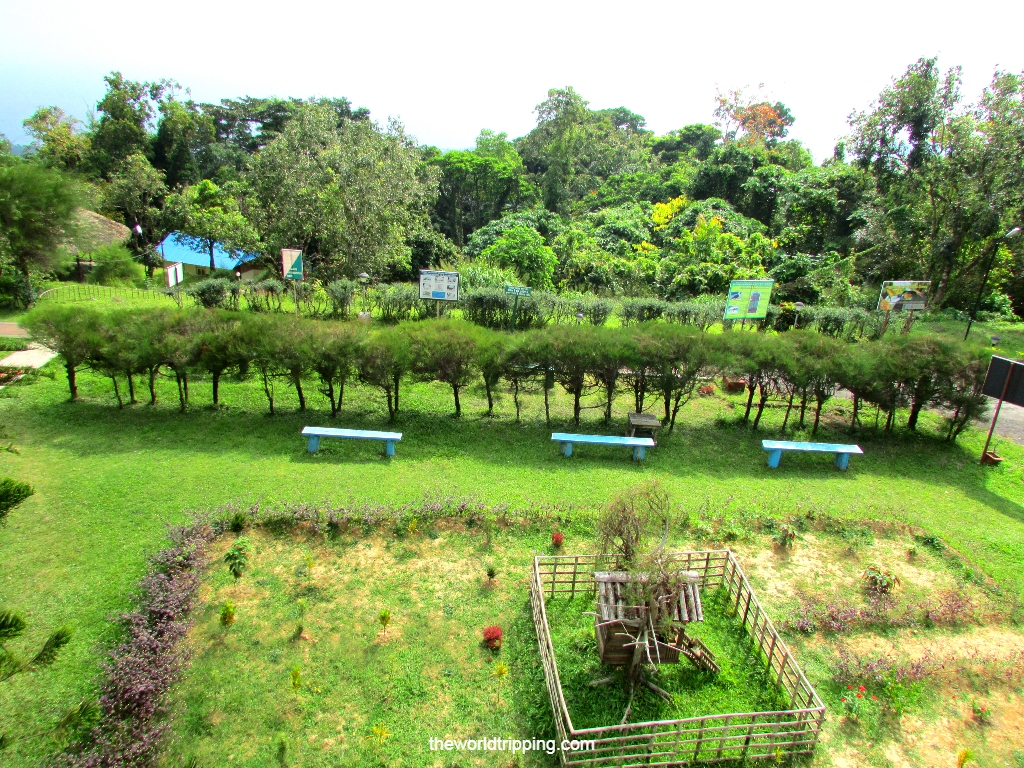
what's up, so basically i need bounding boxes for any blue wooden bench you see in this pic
[552,433,655,461]
[762,440,863,470]
[302,427,402,456]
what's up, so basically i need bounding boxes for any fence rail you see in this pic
[37,284,164,303]
[530,552,826,766]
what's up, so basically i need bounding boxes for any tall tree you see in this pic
[104,153,167,276]
[0,161,81,294]
[164,179,257,269]
[87,72,173,179]
[22,107,90,172]
[243,105,437,278]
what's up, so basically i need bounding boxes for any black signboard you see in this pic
[982,356,1024,407]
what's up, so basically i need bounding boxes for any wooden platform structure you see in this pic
[594,570,718,673]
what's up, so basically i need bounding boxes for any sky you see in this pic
[2,0,1023,163]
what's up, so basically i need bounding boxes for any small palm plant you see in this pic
[224,537,251,580]
[220,602,235,628]
[379,609,392,637]
[370,724,391,747]
[492,661,509,704]
[290,664,302,691]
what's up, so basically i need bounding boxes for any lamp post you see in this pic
[964,227,1021,341]
[793,302,805,329]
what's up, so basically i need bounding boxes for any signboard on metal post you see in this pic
[419,270,460,301]
[282,249,303,281]
[724,279,774,320]
[979,355,1024,464]
[877,281,930,311]
[165,262,184,288]
[505,285,531,330]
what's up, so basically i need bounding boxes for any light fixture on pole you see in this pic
[358,272,370,310]
[965,227,1021,340]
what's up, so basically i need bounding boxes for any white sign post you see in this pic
[419,269,460,318]
[165,262,184,288]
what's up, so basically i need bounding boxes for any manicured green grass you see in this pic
[0,357,1022,767]
[160,528,556,768]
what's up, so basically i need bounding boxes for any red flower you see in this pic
[551,531,564,548]
[858,685,866,692]
[871,696,878,700]
[840,697,847,702]
[847,685,853,690]
[856,693,863,699]
[482,625,503,649]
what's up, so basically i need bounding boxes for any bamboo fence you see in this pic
[530,551,826,766]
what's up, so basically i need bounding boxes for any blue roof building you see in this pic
[157,233,260,273]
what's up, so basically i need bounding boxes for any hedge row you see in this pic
[25,305,990,438]
[180,277,903,340]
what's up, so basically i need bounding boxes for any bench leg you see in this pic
[633,446,645,461]
[835,453,850,470]
[562,442,573,458]
[767,449,782,468]
[385,440,395,457]
[306,436,320,453]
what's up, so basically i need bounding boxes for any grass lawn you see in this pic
[0,352,1023,767]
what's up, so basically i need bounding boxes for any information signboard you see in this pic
[165,262,184,288]
[982,356,1024,408]
[724,279,774,320]
[505,285,531,297]
[419,270,460,301]
[877,281,930,311]
[282,249,303,281]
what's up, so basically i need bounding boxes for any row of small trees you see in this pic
[25,305,990,439]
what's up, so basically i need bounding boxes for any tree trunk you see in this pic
[112,376,123,409]
[812,399,824,434]
[781,391,795,431]
[393,374,401,412]
[544,385,550,427]
[126,372,136,404]
[385,387,395,420]
[484,378,494,415]
[66,361,78,401]
[452,383,462,416]
[338,377,345,408]
[212,372,220,405]
[605,383,614,424]
[292,370,306,411]
[148,368,158,405]
[850,394,860,430]
[209,239,216,271]
[798,392,808,427]
[743,381,756,421]
[513,380,521,422]
[573,388,581,426]
[262,371,275,415]
[176,374,186,413]
[326,380,337,418]
[752,389,769,430]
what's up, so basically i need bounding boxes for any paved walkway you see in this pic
[0,322,28,338]
[0,346,57,369]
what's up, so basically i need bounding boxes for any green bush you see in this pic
[85,245,145,287]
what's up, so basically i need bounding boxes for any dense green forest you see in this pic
[2,57,1023,317]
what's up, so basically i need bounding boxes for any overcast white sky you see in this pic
[2,0,1023,162]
